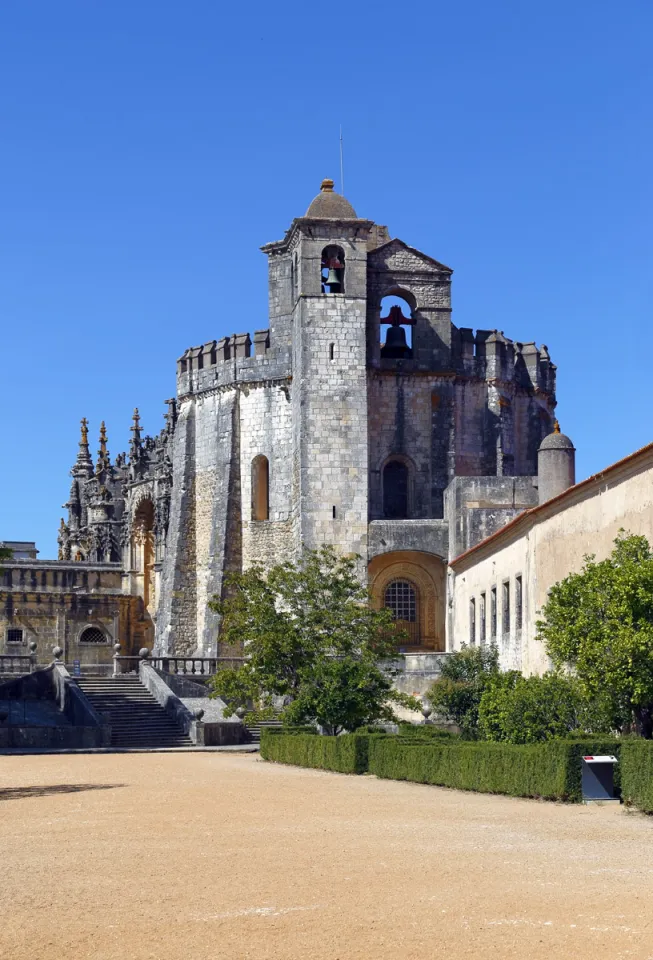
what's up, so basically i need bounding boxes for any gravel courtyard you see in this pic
[1,752,652,960]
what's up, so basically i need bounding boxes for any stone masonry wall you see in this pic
[295,295,368,559]
[240,381,295,570]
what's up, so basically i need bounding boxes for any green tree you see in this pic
[209,547,419,735]
[538,532,653,737]
[427,644,500,738]
[478,671,611,743]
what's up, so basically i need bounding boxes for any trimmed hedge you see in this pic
[260,731,370,774]
[398,723,459,740]
[368,737,621,802]
[621,740,653,812]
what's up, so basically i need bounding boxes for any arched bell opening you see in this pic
[321,245,345,294]
[380,293,415,359]
[369,550,446,651]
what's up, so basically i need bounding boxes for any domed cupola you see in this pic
[305,179,358,219]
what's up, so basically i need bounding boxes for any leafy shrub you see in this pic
[478,671,611,743]
[260,731,369,774]
[367,737,621,801]
[621,740,653,812]
[427,645,500,738]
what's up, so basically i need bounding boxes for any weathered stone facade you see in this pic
[0,559,146,668]
[51,179,559,660]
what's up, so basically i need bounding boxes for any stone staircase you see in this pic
[245,719,283,744]
[75,676,193,749]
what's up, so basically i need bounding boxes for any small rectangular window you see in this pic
[503,580,510,635]
[469,597,476,645]
[7,628,23,644]
[515,575,523,630]
[479,592,486,644]
[491,587,497,639]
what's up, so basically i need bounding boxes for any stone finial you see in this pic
[235,706,247,720]
[52,646,63,660]
[138,647,150,659]
[113,643,122,654]
[28,640,37,653]
[421,702,433,720]
[320,178,335,192]
[193,707,205,721]
[553,420,561,434]
[80,417,89,445]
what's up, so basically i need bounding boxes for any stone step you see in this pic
[74,677,191,748]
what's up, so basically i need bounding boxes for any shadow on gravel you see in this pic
[0,784,125,801]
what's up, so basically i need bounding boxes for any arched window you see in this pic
[383,460,409,519]
[321,245,345,294]
[380,294,414,359]
[80,626,106,644]
[251,455,270,521]
[384,579,420,645]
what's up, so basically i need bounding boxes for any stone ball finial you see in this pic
[113,643,122,654]
[52,646,63,660]
[193,707,205,721]
[139,647,150,659]
[235,706,247,720]
[28,640,37,653]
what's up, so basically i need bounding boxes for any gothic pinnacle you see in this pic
[129,407,143,462]
[96,421,111,474]
[74,416,93,476]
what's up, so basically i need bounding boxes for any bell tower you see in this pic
[264,179,374,558]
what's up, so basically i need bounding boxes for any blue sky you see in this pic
[1,1,651,559]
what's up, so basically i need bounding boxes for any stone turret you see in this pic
[538,422,576,503]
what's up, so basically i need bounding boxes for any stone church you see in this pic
[49,178,565,664]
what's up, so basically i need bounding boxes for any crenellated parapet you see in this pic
[176,328,291,398]
[452,327,556,397]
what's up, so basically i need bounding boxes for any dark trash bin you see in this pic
[581,755,619,803]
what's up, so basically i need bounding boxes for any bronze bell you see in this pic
[381,324,410,359]
[326,268,341,291]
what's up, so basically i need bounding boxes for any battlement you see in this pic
[177,330,270,377]
[452,328,556,394]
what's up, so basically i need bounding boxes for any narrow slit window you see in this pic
[480,592,486,644]
[491,587,497,639]
[329,343,335,361]
[469,598,476,645]
[332,505,336,519]
[251,455,270,521]
[515,575,523,630]
[503,581,510,635]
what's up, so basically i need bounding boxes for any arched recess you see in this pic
[368,550,446,651]
[381,454,415,519]
[132,498,156,617]
[251,455,270,521]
